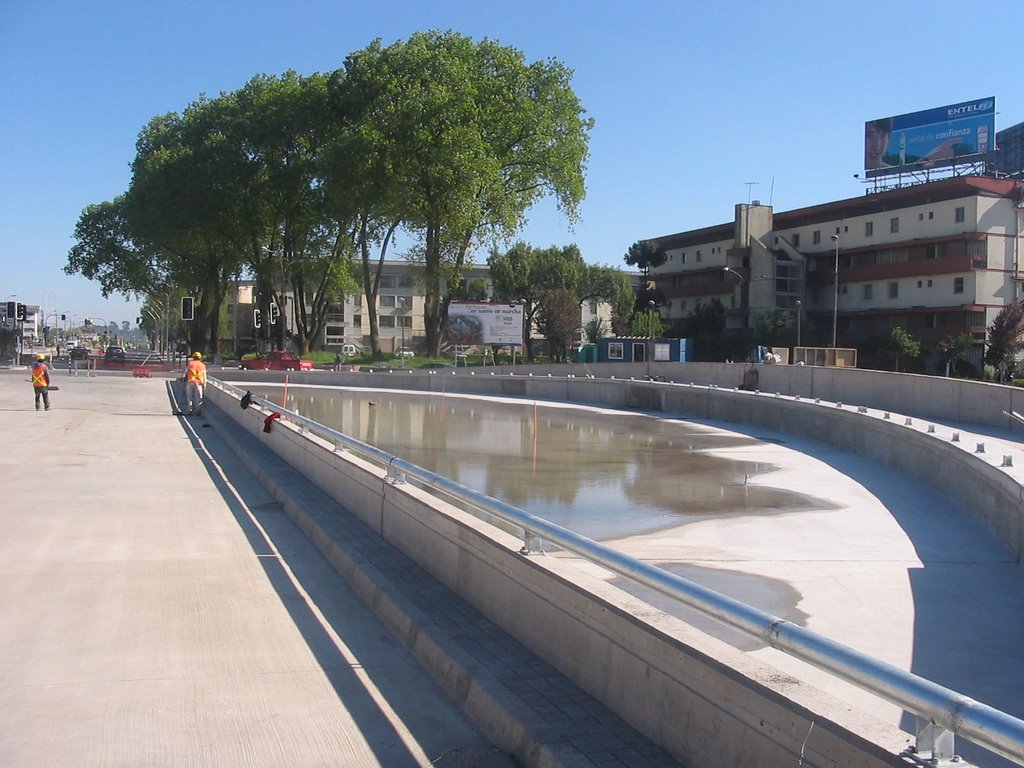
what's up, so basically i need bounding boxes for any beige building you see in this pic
[649,176,1024,367]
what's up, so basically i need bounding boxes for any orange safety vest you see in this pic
[31,363,49,387]
[185,359,206,384]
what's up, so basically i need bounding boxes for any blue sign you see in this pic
[864,97,995,177]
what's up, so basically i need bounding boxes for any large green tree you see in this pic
[124,96,250,354]
[342,32,592,356]
[489,242,586,360]
[623,240,667,308]
[226,71,358,354]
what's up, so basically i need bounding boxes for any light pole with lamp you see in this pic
[830,235,840,348]
[722,266,746,329]
[795,299,802,348]
[645,300,657,380]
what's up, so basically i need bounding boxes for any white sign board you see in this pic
[447,302,524,345]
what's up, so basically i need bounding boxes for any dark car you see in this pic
[104,346,127,363]
[70,346,90,361]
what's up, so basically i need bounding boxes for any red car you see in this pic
[239,350,314,371]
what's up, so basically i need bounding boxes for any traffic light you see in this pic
[253,308,262,329]
[6,301,15,319]
[16,303,26,321]
[61,314,66,321]
[269,301,280,325]
[181,296,195,321]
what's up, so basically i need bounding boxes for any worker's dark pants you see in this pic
[34,386,50,410]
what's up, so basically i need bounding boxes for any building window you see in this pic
[890,217,900,234]
[955,206,966,223]
[918,213,924,221]
[378,275,396,288]
[888,281,898,299]
[680,253,687,264]
[379,295,396,308]
[696,250,702,262]
[379,316,396,327]
[608,342,624,360]
[953,277,964,294]
[928,211,934,220]
[813,230,821,245]
[863,284,873,300]
[792,233,800,247]
[865,221,874,237]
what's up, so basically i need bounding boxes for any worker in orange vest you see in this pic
[31,353,52,411]
[183,351,207,416]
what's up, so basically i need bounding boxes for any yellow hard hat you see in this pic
[37,354,46,361]
[192,351,203,359]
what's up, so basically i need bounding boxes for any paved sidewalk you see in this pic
[0,369,505,767]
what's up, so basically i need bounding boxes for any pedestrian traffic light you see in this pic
[181,296,195,321]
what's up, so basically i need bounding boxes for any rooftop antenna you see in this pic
[768,177,775,206]
[744,181,759,204]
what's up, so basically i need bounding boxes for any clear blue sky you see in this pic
[2,0,1021,326]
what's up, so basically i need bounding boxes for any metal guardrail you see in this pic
[213,378,1024,766]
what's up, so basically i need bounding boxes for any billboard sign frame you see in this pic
[864,97,995,178]
[446,301,525,346]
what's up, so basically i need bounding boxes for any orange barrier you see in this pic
[132,366,152,378]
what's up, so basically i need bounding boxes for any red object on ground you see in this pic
[132,366,152,378]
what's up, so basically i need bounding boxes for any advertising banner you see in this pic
[864,97,995,178]
[446,302,524,345]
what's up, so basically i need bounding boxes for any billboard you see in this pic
[446,302,524,346]
[864,97,995,178]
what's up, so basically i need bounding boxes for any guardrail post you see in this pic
[387,458,406,485]
[904,720,959,765]
[519,531,535,555]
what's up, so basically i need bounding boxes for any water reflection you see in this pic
[256,386,835,541]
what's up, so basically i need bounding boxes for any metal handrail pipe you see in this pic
[216,380,1024,765]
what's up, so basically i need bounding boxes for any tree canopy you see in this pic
[66,31,591,358]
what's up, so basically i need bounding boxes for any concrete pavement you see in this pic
[0,368,506,767]
[0,367,684,768]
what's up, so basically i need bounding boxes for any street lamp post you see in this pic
[646,300,656,380]
[398,300,408,368]
[830,235,840,348]
[795,300,802,348]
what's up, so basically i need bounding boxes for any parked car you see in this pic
[239,350,314,371]
[395,347,415,359]
[70,346,90,361]
[104,346,126,363]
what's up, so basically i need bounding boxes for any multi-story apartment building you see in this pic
[649,176,1024,368]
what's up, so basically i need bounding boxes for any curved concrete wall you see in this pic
[230,365,1024,562]
[206,382,912,767]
